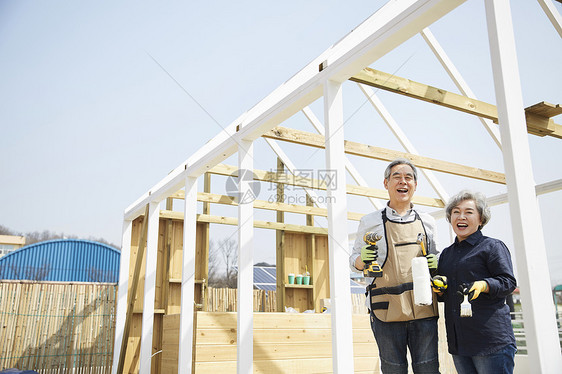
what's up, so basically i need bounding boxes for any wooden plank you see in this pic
[350,67,562,140]
[161,312,382,373]
[162,198,174,315]
[526,101,562,119]
[195,341,377,362]
[264,126,506,185]
[173,191,365,221]
[209,163,445,207]
[193,327,375,346]
[313,235,330,313]
[351,67,498,119]
[159,210,330,235]
[192,357,380,374]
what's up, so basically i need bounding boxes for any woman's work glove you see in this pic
[468,280,489,301]
[360,245,378,263]
[431,275,448,293]
[425,254,438,271]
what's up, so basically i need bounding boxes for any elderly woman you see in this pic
[435,190,517,374]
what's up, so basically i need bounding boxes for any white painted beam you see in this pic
[485,1,562,372]
[178,176,198,374]
[111,219,132,374]
[537,0,562,38]
[139,201,161,374]
[324,79,354,373]
[301,106,383,210]
[356,84,450,203]
[420,28,503,148]
[237,140,254,374]
[124,0,466,222]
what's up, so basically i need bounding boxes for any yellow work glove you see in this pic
[468,280,489,301]
[426,254,438,271]
[360,245,378,263]
[431,275,448,293]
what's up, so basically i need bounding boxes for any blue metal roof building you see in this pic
[0,239,120,283]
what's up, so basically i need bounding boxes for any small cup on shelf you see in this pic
[295,274,303,285]
[288,273,295,284]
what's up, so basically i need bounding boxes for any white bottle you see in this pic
[411,257,432,305]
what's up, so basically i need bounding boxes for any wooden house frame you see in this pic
[113,0,562,373]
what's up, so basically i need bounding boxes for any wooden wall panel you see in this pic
[170,220,184,279]
[162,312,380,373]
[125,216,207,373]
[313,235,329,313]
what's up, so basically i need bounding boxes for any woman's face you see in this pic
[450,199,482,242]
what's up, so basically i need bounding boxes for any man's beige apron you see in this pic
[369,210,438,322]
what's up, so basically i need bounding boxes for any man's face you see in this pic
[384,164,417,206]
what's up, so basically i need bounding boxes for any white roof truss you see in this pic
[115,1,562,373]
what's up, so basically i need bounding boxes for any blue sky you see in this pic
[1,1,561,284]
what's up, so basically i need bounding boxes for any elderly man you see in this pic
[350,158,440,374]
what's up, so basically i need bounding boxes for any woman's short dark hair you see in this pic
[445,190,491,228]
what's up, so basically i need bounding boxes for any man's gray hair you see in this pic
[384,158,418,181]
[445,190,491,228]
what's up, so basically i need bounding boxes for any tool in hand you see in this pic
[459,283,472,317]
[417,233,438,271]
[362,232,383,278]
[431,275,448,293]
[416,233,427,256]
[468,280,488,301]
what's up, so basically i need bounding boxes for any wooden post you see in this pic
[116,204,149,374]
[324,79,354,372]
[163,197,174,314]
[202,172,211,310]
[178,176,198,374]
[306,194,316,312]
[139,201,161,374]
[275,158,286,312]
[237,139,254,373]
[485,0,562,371]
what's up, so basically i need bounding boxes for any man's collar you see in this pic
[385,202,414,216]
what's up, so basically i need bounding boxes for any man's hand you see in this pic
[426,254,438,271]
[431,275,448,293]
[468,280,489,301]
[361,244,378,263]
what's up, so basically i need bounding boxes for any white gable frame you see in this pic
[114,0,562,373]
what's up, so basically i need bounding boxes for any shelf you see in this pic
[285,284,313,289]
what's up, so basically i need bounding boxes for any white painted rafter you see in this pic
[420,28,503,148]
[356,84,450,203]
[537,0,562,37]
[301,106,383,210]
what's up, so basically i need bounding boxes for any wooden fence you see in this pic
[0,281,117,373]
[205,287,368,313]
[0,282,366,373]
